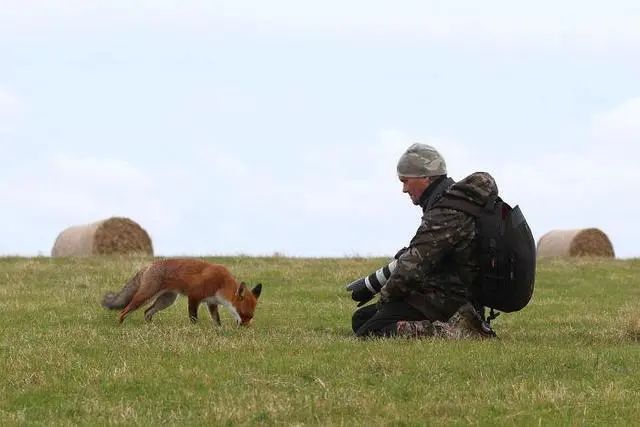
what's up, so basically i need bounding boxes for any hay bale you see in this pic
[51,217,153,257]
[536,228,614,258]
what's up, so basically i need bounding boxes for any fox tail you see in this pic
[101,268,145,310]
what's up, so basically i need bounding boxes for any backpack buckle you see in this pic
[487,308,501,325]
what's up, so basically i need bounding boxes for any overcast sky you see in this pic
[1,1,639,258]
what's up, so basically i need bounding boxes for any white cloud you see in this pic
[587,98,640,257]
[591,97,640,146]
[154,136,477,256]
[0,88,24,133]
[194,146,251,180]
[490,97,640,258]
[251,131,481,256]
[319,98,639,259]
[0,154,175,255]
[49,154,154,189]
[2,100,639,257]
[1,1,639,53]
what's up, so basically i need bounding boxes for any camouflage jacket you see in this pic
[380,172,498,321]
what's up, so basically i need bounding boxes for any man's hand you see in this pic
[378,285,391,305]
[346,278,375,307]
[345,260,400,307]
[394,247,408,259]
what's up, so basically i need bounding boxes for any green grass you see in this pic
[1,256,640,426]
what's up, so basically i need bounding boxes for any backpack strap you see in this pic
[435,194,506,317]
[434,195,497,218]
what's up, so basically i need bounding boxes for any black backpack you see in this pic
[436,194,536,314]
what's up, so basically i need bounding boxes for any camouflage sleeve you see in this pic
[380,207,475,302]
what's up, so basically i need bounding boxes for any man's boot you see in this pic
[395,304,496,338]
[396,320,436,337]
[434,303,497,339]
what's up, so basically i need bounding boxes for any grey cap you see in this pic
[397,143,447,177]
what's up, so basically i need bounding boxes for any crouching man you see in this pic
[348,143,496,338]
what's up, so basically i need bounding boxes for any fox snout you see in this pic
[235,282,262,326]
[237,305,255,326]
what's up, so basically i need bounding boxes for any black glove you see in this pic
[346,260,399,307]
[346,278,375,307]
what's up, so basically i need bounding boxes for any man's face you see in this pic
[400,176,431,205]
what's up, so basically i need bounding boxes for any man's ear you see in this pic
[238,282,246,299]
[252,283,263,299]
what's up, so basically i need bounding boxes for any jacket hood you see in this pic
[444,172,498,206]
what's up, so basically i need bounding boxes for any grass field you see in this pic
[1,255,640,425]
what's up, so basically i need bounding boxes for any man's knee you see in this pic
[355,322,397,338]
[352,304,377,333]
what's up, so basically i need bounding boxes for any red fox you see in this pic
[101,259,262,326]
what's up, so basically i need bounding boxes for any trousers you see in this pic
[352,301,429,337]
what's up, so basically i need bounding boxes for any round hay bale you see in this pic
[536,228,614,258]
[51,217,153,257]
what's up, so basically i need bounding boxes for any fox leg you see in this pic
[218,299,241,325]
[118,296,148,323]
[207,303,221,326]
[118,285,162,323]
[144,292,178,322]
[188,297,200,323]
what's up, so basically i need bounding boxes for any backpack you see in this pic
[435,194,536,314]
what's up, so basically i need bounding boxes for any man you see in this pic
[348,143,497,338]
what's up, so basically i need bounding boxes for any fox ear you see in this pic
[252,283,262,299]
[238,282,246,299]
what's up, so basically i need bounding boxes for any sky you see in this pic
[1,1,639,258]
